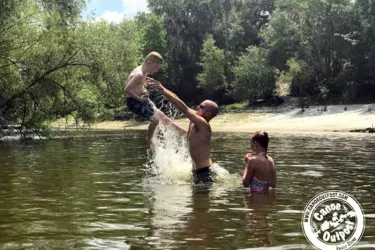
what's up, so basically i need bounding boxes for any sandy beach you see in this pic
[55,103,375,133]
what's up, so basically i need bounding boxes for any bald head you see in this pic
[202,100,219,119]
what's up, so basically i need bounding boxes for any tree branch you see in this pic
[0,49,88,112]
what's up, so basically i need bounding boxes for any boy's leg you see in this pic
[147,118,159,145]
[146,108,167,145]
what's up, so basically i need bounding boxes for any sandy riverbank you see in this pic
[55,104,375,133]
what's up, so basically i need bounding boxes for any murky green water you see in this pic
[0,131,374,249]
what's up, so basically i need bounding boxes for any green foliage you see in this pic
[77,20,142,109]
[136,13,168,84]
[1,0,375,136]
[222,102,248,112]
[0,0,141,136]
[139,14,167,56]
[197,35,226,93]
[232,46,275,103]
[285,58,316,96]
[285,58,309,83]
[147,0,275,101]
[39,0,85,18]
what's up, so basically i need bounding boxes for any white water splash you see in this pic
[211,163,240,187]
[146,123,192,185]
[145,94,241,185]
[145,122,241,186]
[0,134,47,141]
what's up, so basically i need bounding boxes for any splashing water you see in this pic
[145,122,241,187]
[145,95,241,186]
[146,123,192,185]
[211,163,241,187]
[151,90,181,119]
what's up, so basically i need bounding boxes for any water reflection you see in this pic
[243,190,277,247]
[0,131,374,249]
[147,183,192,249]
[182,186,213,249]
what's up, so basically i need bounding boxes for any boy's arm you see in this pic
[124,74,146,102]
[157,85,209,131]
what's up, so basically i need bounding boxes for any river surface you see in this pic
[0,130,374,249]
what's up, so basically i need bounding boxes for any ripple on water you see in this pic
[283,232,303,237]
[85,237,130,250]
[86,222,149,232]
[288,164,325,169]
[353,243,375,249]
[1,130,374,250]
[208,208,227,212]
[277,210,303,214]
[228,208,254,212]
[238,244,311,250]
[299,170,323,177]
[96,198,131,203]
[184,238,203,241]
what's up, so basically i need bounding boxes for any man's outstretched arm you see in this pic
[161,116,188,136]
[155,84,209,130]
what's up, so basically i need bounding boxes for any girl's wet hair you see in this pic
[250,131,269,156]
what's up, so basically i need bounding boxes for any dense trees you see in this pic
[145,0,375,105]
[1,0,374,135]
[0,0,140,134]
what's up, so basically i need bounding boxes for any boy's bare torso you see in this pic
[126,66,147,97]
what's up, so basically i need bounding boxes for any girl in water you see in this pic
[242,131,276,193]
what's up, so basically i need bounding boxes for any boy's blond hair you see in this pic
[144,51,164,64]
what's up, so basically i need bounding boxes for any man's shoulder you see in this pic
[193,119,211,131]
[190,122,211,135]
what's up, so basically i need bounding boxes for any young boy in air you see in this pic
[124,52,167,144]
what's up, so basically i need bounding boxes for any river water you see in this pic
[0,129,374,249]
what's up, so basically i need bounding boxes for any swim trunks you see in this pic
[126,94,156,120]
[192,166,213,184]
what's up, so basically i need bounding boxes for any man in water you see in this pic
[151,82,219,184]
